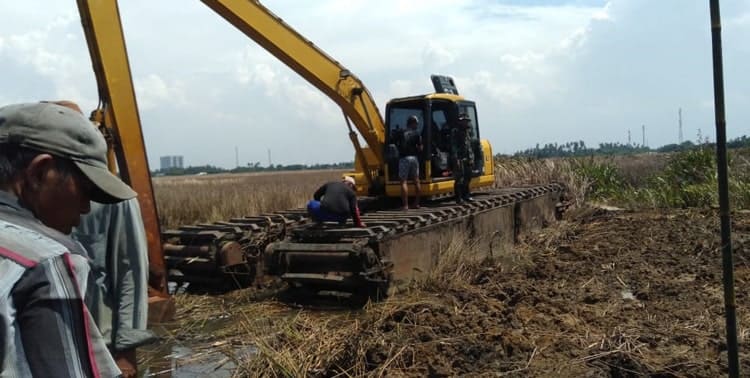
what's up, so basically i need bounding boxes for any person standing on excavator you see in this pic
[398,115,422,210]
[0,101,134,377]
[451,113,475,203]
[307,176,366,227]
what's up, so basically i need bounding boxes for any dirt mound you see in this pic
[324,288,529,376]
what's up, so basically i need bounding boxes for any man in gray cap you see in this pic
[0,101,135,377]
[45,101,156,378]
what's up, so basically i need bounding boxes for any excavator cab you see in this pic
[383,94,487,195]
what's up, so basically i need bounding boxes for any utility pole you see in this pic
[709,1,739,376]
[628,129,632,146]
[678,108,684,144]
[235,146,239,168]
[642,124,646,147]
[267,148,272,167]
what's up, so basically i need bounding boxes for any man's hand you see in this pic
[148,266,167,294]
[114,349,138,378]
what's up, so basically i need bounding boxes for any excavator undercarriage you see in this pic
[162,183,565,295]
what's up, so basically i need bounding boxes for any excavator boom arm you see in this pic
[76,0,166,294]
[201,0,385,165]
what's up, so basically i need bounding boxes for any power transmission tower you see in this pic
[642,124,646,147]
[235,146,239,168]
[678,108,684,144]
[628,129,632,146]
[268,148,272,167]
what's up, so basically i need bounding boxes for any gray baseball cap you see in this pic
[0,102,136,204]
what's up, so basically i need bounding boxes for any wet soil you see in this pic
[143,207,750,376]
[320,207,750,376]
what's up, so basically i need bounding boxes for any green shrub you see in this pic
[495,149,750,210]
[572,158,626,200]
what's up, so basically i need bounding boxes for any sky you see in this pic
[0,0,748,169]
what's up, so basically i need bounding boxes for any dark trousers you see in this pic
[307,200,348,223]
[453,160,472,200]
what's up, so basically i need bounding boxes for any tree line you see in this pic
[153,161,354,176]
[510,135,750,158]
[153,135,750,176]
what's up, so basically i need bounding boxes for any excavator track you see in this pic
[163,183,565,293]
[162,210,309,288]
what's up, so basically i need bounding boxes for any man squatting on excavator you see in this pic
[307,176,366,228]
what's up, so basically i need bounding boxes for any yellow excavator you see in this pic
[75,0,563,298]
[202,0,497,197]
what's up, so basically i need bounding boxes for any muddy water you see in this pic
[139,290,362,377]
[140,343,255,377]
[139,309,254,377]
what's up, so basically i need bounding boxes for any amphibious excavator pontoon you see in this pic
[158,1,565,295]
[76,0,565,298]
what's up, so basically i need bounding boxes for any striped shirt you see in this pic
[73,199,156,352]
[0,191,120,378]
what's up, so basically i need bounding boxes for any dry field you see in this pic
[147,207,750,376]
[143,154,749,376]
[153,156,589,229]
[153,169,345,229]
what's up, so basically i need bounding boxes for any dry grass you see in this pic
[153,158,583,230]
[153,152,723,230]
[494,157,589,206]
[153,170,344,229]
[141,232,488,376]
[233,231,489,376]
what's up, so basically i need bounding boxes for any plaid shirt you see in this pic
[0,191,120,378]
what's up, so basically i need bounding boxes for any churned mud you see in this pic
[143,207,750,377]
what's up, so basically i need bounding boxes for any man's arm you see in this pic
[313,183,327,201]
[13,255,118,378]
[109,200,157,376]
[348,192,365,228]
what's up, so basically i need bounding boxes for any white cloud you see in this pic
[727,12,750,27]
[0,11,96,109]
[1,0,748,166]
[499,52,547,74]
[133,74,186,110]
[422,42,457,68]
[592,2,612,21]
[462,70,537,110]
[253,64,278,94]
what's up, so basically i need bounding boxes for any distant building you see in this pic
[160,155,184,170]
